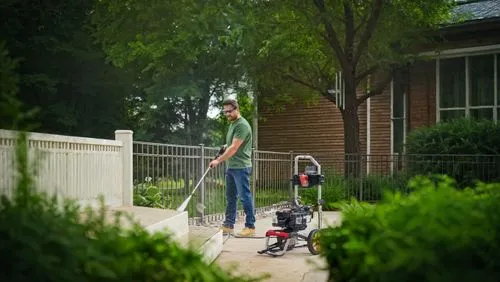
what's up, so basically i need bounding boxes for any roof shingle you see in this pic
[453,0,500,21]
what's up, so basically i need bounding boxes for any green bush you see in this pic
[405,117,500,187]
[0,133,260,282]
[319,175,500,282]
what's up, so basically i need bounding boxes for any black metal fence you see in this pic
[303,152,500,203]
[132,142,500,223]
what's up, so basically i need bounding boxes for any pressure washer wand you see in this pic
[176,167,211,212]
[176,144,227,212]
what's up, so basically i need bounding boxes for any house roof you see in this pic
[452,0,500,22]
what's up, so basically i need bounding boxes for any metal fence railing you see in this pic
[133,142,294,224]
[299,152,500,203]
[132,142,500,223]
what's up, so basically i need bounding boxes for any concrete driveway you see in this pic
[213,211,342,282]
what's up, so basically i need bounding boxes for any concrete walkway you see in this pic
[213,211,342,282]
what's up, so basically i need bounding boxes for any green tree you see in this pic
[0,0,134,138]
[91,0,245,145]
[0,42,21,128]
[228,0,456,175]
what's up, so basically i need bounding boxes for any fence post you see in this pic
[358,154,363,202]
[115,130,133,206]
[199,143,205,222]
[289,151,294,201]
[252,147,256,212]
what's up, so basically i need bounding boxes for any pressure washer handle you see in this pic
[215,144,227,159]
[208,144,227,169]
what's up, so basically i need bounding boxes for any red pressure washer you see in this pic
[257,155,325,257]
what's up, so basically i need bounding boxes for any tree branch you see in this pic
[283,73,322,92]
[282,72,338,105]
[323,91,338,104]
[344,3,355,64]
[313,0,347,70]
[354,9,369,34]
[355,70,393,106]
[355,64,379,86]
[353,0,383,67]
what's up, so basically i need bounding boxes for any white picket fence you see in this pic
[0,129,133,208]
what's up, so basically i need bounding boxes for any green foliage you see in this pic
[92,0,246,145]
[405,118,500,187]
[0,0,134,138]
[406,117,500,155]
[0,41,38,130]
[133,185,168,209]
[228,0,456,107]
[223,0,456,160]
[0,132,260,282]
[319,175,500,282]
[0,41,21,128]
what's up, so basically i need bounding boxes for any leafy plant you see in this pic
[133,184,168,209]
[319,175,500,282]
[405,117,500,187]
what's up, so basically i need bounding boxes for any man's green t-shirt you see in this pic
[226,117,252,168]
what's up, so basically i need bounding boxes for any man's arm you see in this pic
[209,138,243,168]
[218,138,243,162]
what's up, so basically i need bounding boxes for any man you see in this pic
[209,98,255,237]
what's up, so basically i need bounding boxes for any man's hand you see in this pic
[209,159,220,168]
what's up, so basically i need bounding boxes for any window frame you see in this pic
[436,53,499,122]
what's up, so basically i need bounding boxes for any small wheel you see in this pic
[307,229,321,255]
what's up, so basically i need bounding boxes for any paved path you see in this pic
[213,211,342,282]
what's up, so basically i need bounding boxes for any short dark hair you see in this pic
[223,98,239,109]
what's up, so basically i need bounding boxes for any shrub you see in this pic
[0,132,260,282]
[319,175,500,282]
[405,117,500,187]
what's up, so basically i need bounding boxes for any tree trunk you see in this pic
[342,92,362,178]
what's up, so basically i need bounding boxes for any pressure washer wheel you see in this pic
[307,228,321,255]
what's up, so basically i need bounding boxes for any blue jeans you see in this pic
[223,167,255,229]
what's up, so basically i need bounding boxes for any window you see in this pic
[437,53,499,122]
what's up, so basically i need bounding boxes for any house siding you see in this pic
[258,96,345,154]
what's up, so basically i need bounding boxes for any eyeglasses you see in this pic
[223,108,236,114]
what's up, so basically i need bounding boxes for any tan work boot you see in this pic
[237,227,256,237]
[220,226,234,235]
